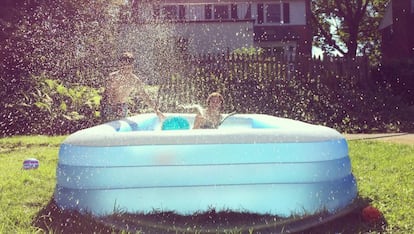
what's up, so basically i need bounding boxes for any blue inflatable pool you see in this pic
[55,113,357,217]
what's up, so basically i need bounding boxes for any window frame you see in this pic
[214,4,230,20]
[266,3,281,23]
[259,2,290,25]
[205,4,234,20]
[156,4,186,20]
[162,5,178,20]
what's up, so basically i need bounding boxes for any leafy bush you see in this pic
[158,65,413,133]
[373,59,414,105]
[0,75,101,136]
[2,55,413,136]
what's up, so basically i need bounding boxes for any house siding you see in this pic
[134,0,311,57]
[380,0,414,62]
[174,20,255,54]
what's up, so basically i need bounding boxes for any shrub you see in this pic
[373,59,414,105]
[0,74,101,136]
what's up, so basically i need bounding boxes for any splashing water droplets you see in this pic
[116,2,188,85]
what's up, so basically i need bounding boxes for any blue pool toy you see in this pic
[23,158,39,170]
[161,116,190,130]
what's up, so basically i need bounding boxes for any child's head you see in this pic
[206,92,224,110]
[119,52,135,65]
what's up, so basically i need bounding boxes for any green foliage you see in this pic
[0,74,101,136]
[33,76,101,118]
[0,0,121,90]
[0,0,124,136]
[158,54,413,133]
[348,141,414,232]
[233,47,264,56]
[31,75,102,133]
[373,58,414,105]
[311,0,388,61]
[0,135,64,233]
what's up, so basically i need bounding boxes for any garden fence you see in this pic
[156,52,372,114]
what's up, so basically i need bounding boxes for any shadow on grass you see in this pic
[32,197,387,233]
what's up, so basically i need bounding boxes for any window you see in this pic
[205,5,212,19]
[283,3,290,23]
[258,2,290,24]
[178,5,185,20]
[214,5,229,19]
[257,4,264,24]
[266,4,281,23]
[188,5,204,20]
[238,3,251,19]
[155,3,251,21]
[155,5,185,20]
[205,4,233,20]
[231,4,238,19]
[162,5,177,20]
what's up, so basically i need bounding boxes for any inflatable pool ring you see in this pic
[161,116,190,130]
[55,113,358,217]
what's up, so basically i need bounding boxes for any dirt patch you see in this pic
[33,198,386,233]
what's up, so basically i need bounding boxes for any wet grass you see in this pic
[0,136,412,233]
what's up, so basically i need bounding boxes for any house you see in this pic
[379,0,414,63]
[132,0,312,59]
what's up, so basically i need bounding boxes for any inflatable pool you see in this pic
[55,113,357,217]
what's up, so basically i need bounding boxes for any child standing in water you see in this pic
[101,52,164,122]
[193,92,224,129]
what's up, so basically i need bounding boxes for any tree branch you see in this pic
[310,12,347,55]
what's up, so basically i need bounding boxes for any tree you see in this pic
[1,0,122,88]
[0,0,123,135]
[311,0,388,62]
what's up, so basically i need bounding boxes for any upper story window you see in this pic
[205,4,233,20]
[266,4,281,23]
[204,4,242,20]
[154,3,251,22]
[214,5,229,19]
[258,2,290,24]
[163,5,178,20]
[155,5,186,20]
[188,5,204,20]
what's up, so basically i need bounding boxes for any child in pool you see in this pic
[101,52,164,122]
[193,92,224,129]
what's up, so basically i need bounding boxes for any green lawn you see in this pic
[348,140,414,233]
[0,136,413,233]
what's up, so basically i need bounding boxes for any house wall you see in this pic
[284,0,307,25]
[174,20,255,54]
[381,0,414,62]
[136,0,312,57]
[252,0,311,56]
